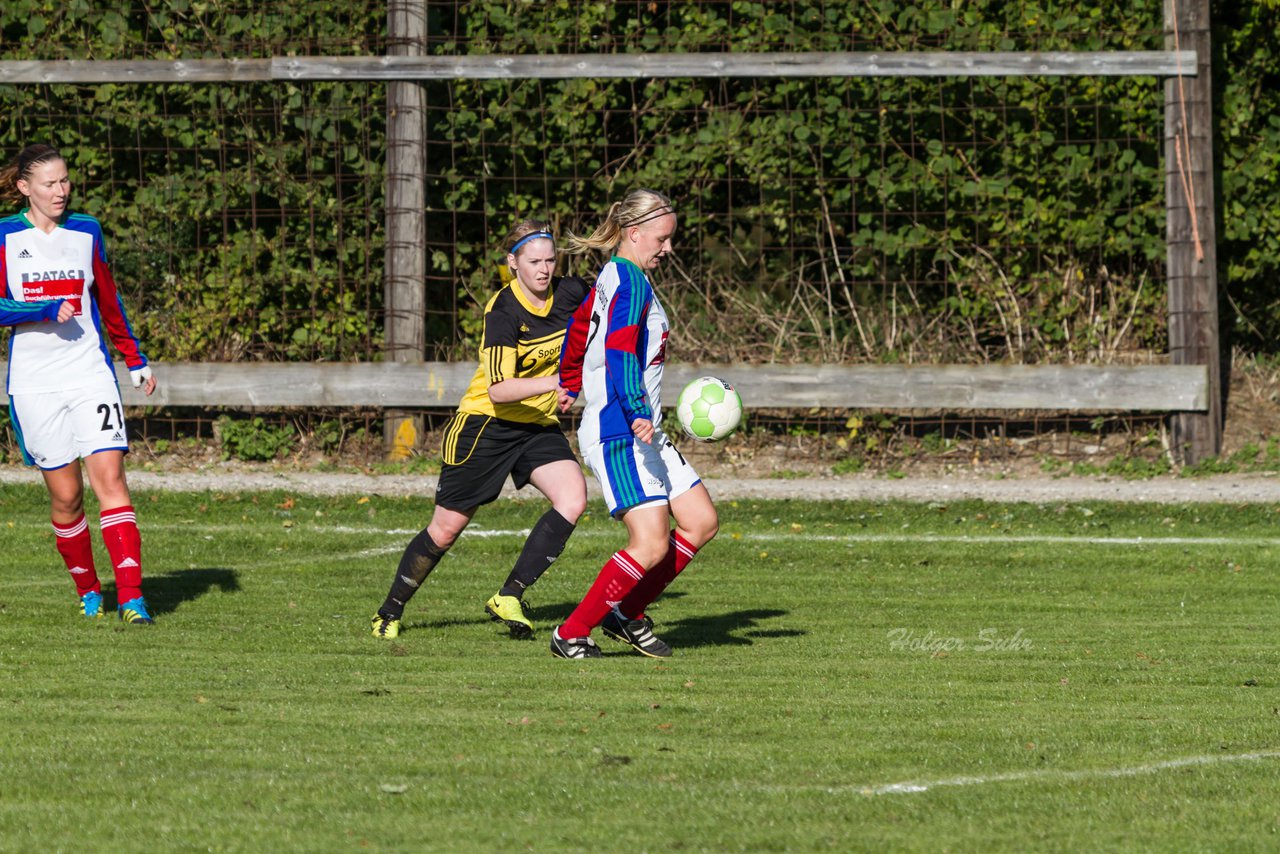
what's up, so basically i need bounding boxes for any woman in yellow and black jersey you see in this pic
[370,219,591,641]
[447,254,585,430]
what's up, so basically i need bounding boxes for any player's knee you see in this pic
[681,511,718,549]
[95,481,129,506]
[49,492,84,518]
[691,520,718,548]
[556,493,588,523]
[702,516,719,543]
[426,522,462,549]
[631,544,668,570]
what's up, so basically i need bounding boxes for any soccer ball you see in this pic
[675,376,743,442]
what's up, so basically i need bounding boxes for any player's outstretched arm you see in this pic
[0,297,68,326]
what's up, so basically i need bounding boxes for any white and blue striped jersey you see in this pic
[564,256,670,451]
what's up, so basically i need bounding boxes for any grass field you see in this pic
[1,482,1278,851]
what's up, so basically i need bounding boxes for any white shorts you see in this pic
[582,428,702,517]
[10,381,130,470]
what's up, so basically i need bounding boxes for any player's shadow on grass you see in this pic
[132,567,240,617]
[661,608,803,649]
[523,590,690,626]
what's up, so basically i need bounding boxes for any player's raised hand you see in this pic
[631,417,655,445]
[55,300,74,323]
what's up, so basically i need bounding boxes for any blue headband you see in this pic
[509,231,555,255]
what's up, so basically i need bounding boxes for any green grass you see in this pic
[2,484,1279,851]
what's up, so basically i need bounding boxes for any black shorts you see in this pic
[435,414,577,511]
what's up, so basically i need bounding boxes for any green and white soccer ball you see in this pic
[675,376,743,442]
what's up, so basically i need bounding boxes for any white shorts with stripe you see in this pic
[582,428,701,517]
[9,378,129,469]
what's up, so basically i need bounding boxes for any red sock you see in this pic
[619,532,698,619]
[99,505,143,604]
[560,550,645,639]
[52,513,100,597]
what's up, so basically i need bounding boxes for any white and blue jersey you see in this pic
[0,210,148,395]
[560,257,700,515]
[565,256,669,450]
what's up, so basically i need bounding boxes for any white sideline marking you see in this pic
[327,526,525,538]
[299,527,1280,548]
[784,533,1280,547]
[11,521,1280,548]
[204,544,406,574]
[860,749,1280,796]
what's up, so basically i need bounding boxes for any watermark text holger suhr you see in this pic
[887,627,1032,653]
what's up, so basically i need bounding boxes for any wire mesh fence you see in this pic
[426,72,1168,365]
[0,1,1191,467]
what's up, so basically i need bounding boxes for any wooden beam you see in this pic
[706,363,1209,411]
[0,58,270,83]
[274,51,1197,80]
[1165,0,1221,463]
[45,362,1209,412]
[100,362,474,408]
[0,51,1196,85]
[383,0,428,459]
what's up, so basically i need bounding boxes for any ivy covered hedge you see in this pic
[0,2,388,361]
[0,0,1276,363]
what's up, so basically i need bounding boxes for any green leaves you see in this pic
[0,0,1275,363]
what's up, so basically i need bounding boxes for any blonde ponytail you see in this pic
[564,189,674,255]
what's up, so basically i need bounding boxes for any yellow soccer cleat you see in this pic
[485,593,534,639]
[370,612,401,640]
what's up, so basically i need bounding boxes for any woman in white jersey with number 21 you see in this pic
[552,189,719,659]
[0,144,158,625]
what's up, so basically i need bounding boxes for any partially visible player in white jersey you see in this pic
[550,188,719,660]
[0,143,159,625]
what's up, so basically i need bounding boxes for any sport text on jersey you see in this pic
[515,341,563,374]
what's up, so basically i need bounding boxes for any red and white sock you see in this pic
[559,550,646,639]
[619,532,698,619]
[52,513,100,597]
[99,505,143,604]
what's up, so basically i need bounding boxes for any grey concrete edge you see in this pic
[3,465,1280,504]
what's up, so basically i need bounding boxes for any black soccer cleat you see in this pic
[601,609,672,658]
[550,627,603,659]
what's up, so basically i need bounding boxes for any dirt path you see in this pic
[4,465,1279,503]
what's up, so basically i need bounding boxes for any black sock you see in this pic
[499,509,576,598]
[379,528,448,618]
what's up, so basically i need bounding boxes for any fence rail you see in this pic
[34,362,1210,412]
[0,51,1196,84]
